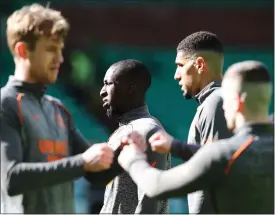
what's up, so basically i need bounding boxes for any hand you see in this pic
[118,144,147,171]
[82,143,114,172]
[149,131,173,153]
[120,131,147,153]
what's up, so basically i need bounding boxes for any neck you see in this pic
[199,72,222,91]
[14,61,37,83]
[120,102,145,116]
[235,113,270,130]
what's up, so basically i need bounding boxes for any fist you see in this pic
[82,143,114,172]
[120,131,147,152]
[149,131,173,153]
[118,144,146,171]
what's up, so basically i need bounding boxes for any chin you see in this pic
[106,107,117,119]
[106,109,113,118]
[43,76,57,85]
[183,92,192,100]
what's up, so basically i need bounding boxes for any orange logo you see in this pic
[39,140,68,161]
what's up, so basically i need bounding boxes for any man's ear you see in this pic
[195,57,206,74]
[14,42,28,59]
[128,83,137,94]
[237,92,247,113]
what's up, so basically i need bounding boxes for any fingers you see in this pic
[82,143,115,172]
[99,144,114,166]
[151,140,164,151]
[99,153,113,169]
[126,131,147,152]
[149,131,164,144]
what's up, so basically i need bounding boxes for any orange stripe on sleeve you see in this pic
[224,136,255,175]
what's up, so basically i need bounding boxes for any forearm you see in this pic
[84,162,123,186]
[8,154,85,196]
[170,139,201,161]
[127,158,213,200]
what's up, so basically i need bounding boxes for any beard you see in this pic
[106,107,114,118]
[183,91,192,100]
[106,106,120,119]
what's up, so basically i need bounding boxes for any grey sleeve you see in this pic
[198,97,232,144]
[1,108,85,196]
[135,124,169,214]
[127,141,227,199]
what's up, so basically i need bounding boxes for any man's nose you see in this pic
[174,69,181,81]
[100,86,107,98]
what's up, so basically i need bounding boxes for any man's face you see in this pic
[174,51,200,99]
[28,35,64,84]
[222,78,239,131]
[100,66,129,118]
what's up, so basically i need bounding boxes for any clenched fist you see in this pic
[82,143,114,172]
[120,131,147,153]
[118,144,147,171]
[149,131,173,153]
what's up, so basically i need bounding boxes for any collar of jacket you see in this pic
[7,75,47,98]
[194,80,221,104]
[118,105,150,126]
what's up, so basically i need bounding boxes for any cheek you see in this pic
[107,86,116,100]
[44,53,54,66]
[178,69,189,83]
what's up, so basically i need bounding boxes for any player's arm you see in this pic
[70,124,123,187]
[134,125,168,213]
[170,139,201,160]
[199,97,232,144]
[119,141,226,200]
[1,102,86,196]
[149,131,201,161]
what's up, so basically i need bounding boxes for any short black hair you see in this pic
[225,60,271,83]
[177,31,223,55]
[112,59,151,93]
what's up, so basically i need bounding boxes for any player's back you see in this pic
[214,123,274,213]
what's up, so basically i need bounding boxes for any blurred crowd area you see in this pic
[0,0,274,213]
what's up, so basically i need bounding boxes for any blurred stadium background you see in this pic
[0,0,273,213]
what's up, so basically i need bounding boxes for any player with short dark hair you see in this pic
[118,60,274,214]
[172,31,232,213]
[99,59,170,214]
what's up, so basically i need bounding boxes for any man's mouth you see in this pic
[50,66,60,72]
[102,100,109,109]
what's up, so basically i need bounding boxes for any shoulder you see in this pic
[1,87,21,126]
[1,86,20,112]
[131,116,164,134]
[44,95,71,116]
[1,85,18,106]
[198,88,224,118]
[44,95,62,105]
[201,134,244,160]
[201,88,223,110]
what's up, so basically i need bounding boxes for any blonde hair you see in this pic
[6,3,69,55]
